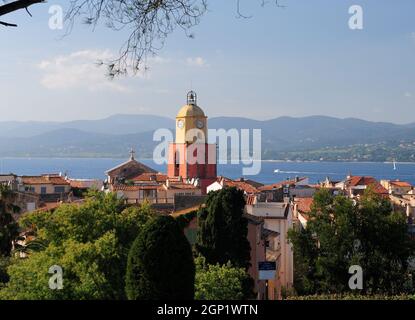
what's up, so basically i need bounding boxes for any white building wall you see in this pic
[206,181,223,193]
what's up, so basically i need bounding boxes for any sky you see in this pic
[1,0,415,123]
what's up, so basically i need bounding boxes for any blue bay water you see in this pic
[0,158,414,185]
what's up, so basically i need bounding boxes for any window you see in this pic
[54,186,65,193]
[25,186,35,192]
[41,186,47,194]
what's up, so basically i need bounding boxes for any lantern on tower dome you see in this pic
[187,91,197,105]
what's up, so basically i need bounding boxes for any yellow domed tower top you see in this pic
[176,91,208,144]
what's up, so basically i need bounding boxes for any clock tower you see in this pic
[167,91,217,193]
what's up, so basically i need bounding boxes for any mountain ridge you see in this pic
[0,114,414,161]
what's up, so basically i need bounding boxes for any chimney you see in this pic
[194,178,200,187]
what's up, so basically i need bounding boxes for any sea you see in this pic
[0,158,414,185]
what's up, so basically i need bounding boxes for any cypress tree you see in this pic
[196,187,251,269]
[0,186,19,257]
[125,215,195,300]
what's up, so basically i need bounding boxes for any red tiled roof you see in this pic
[259,177,307,191]
[166,183,200,190]
[347,176,377,187]
[370,183,389,195]
[216,176,233,182]
[105,159,157,175]
[345,176,388,194]
[233,178,264,188]
[113,185,159,191]
[296,197,313,213]
[69,179,102,189]
[22,176,69,186]
[390,180,412,188]
[222,180,260,194]
[131,173,167,183]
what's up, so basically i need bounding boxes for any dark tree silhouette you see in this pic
[0,185,19,257]
[125,215,195,300]
[196,187,251,269]
[0,0,44,27]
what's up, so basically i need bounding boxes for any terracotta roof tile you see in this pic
[390,180,412,188]
[69,179,102,189]
[167,183,200,190]
[131,173,167,183]
[259,177,307,191]
[113,185,159,191]
[22,176,69,186]
[222,180,260,194]
[295,197,313,213]
[346,176,388,195]
[105,159,157,175]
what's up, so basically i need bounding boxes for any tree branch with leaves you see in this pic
[2,0,285,76]
[65,0,208,77]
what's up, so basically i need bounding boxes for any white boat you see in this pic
[393,160,397,171]
[274,169,280,173]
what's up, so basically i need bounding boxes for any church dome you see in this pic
[176,91,205,118]
[177,104,205,118]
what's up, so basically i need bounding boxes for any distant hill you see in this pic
[0,114,173,137]
[0,128,157,158]
[209,116,415,149]
[0,115,414,161]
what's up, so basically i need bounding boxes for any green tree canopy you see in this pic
[288,188,415,296]
[195,187,251,269]
[0,191,154,300]
[125,215,195,300]
[194,255,253,300]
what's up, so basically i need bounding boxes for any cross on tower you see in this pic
[129,148,135,161]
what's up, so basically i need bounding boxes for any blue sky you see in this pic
[1,0,415,123]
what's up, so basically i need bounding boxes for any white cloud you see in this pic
[404,92,412,98]
[186,57,208,67]
[37,50,131,92]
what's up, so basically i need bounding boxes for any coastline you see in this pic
[1,156,415,165]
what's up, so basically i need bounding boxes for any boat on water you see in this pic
[274,169,280,173]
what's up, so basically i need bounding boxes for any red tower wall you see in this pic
[167,143,217,181]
